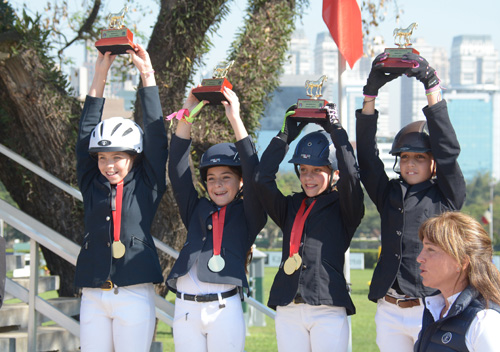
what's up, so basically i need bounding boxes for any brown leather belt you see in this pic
[100,280,113,290]
[384,294,421,308]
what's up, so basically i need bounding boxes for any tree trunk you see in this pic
[0,46,83,297]
[0,0,302,299]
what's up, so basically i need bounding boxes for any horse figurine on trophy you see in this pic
[213,60,234,79]
[393,22,418,48]
[107,5,128,29]
[305,75,328,99]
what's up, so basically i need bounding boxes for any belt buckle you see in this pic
[101,280,113,291]
[395,298,404,307]
[194,294,200,302]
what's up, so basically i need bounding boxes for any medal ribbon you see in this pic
[289,199,316,258]
[211,206,227,256]
[111,180,124,243]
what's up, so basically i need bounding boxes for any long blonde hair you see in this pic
[419,211,500,306]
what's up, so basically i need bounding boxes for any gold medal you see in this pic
[112,240,126,259]
[208,254,225,272]
[293,253,302,270]
[283,256,297,275]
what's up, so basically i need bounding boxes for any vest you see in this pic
[414,286,500,352]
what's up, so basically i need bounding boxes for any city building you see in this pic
[444,88,500,181]
[450,35,499,88]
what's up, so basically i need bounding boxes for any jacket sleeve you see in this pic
[253,136,289,228]
[167,134,200,227]
[355,109,391,211]
[330,126,364,233]
[76,95,105,193]
[423,100,466,209]
[139,86,168,193]
[236,136,267,247]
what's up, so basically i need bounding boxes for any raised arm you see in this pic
[401,53,441,108]
[127,44,156,88]
[221,87,248,141]
[88,51,116,98]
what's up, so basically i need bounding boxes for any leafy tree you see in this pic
[0,0,305,296]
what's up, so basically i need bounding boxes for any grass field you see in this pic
[156,267,378,351]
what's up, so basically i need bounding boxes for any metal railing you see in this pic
[0,142,275,349]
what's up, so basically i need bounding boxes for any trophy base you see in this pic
[95,28,135,55]
[382,47,420,74]
[192,78,233,105]
[291,99,328,122]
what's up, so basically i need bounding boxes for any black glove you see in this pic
[363,53,402,96]
[319,103,341,134]
[401,53,440,90]
[277,104,306,144]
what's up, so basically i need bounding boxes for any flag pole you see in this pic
[338,50,352,352]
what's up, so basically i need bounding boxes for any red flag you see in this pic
[322,0,363,69]
[482,209,492,225]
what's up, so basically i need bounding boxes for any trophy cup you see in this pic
[381,23,420,73]
[192,60,234,105]
[290,75,329,122]
[95,6,136,55]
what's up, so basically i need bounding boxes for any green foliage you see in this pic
[276,170,301,195]
[351,248,379,268]
[227,0,307,137]
[0,1,16,33]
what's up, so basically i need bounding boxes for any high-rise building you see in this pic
[444,89,499,181]
[450,35,499,88]
[283,29,312,75]
[314,32,338,77]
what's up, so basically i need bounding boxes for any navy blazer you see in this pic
[254,127,364,315]
[166,135,266,291]
[356,100,466,301]
[75,86,167,288]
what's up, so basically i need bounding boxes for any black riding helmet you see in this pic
[199,143,242,191]
[390,120,431,155]
[289,130,338,188]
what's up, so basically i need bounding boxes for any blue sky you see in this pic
[10,0,500,74]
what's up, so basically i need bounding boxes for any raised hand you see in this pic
[363,52,402,97]
[277,105,306,144]
[401,53,440,90]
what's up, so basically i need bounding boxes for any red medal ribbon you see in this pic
[112,180,124,243]
[211,206,227,256]
[289,199,316,258]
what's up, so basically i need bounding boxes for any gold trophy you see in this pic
[381,23,420,73]
[95,6,136,55]
[290,75,329,122]
[193,60,234,105]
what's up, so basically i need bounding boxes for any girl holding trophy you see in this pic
[253,104,364,351]
[75,45,167,352]
[355,52,466,352]
[166,87,266,351]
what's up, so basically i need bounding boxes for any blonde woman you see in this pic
[415,212,500,351]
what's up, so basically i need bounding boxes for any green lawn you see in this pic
[156,267,378,351]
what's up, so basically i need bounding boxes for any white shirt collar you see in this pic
[425,291,462,321]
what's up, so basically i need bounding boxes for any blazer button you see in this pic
[207,224,213,230]
[202,237,206,241]
[396,230,402,236]
[395,254,400,259]
[106,216,111,221]
[107,242,110,247]
[302,265,307,270]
